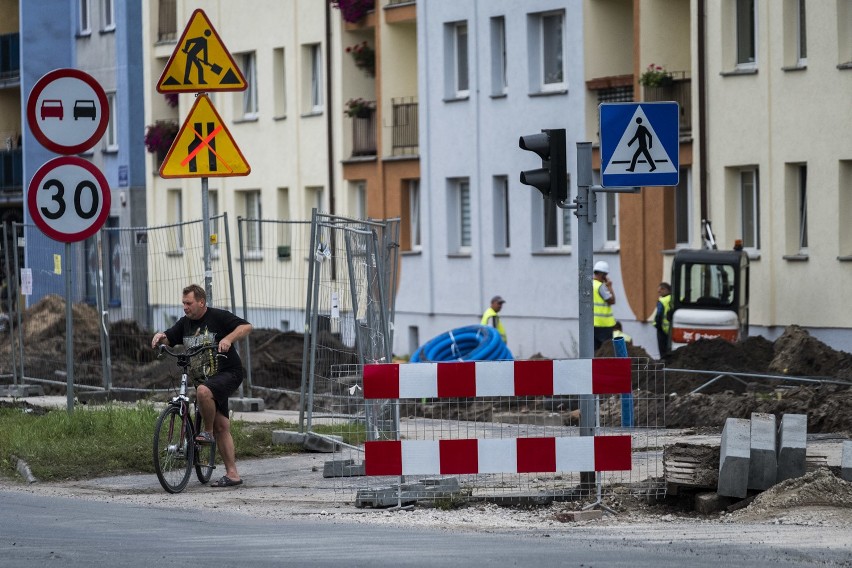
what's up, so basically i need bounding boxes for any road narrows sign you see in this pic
[600,102,680,187]
[26,68,109,155]
[159,94,250,178]
[27,156,112,243]
[157,9,247,93]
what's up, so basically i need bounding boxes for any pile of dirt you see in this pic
[728,468,852,522]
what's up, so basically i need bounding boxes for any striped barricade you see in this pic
[362,359,633,476]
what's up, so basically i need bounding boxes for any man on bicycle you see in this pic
[151,284,252,488]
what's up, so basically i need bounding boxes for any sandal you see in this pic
[195,431,215,445]
[211,475,243,488]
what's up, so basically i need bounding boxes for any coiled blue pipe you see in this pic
[410,325,513,362]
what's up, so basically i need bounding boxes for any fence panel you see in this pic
[318,359,666,505]
[7,216,234,393]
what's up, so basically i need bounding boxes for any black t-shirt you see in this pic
[164,307,249,381]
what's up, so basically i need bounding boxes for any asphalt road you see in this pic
[2,490,852,567]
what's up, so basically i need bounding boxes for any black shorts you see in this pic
[201,371,242,417]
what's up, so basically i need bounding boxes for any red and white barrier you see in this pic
[361,359,634,476]
[363,358,631,399]
[365,436,632,476]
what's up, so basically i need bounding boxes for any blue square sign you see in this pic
[600,102,679,187]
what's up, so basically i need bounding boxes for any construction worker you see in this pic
[613,321,632,345]
[654,282,673,357]
[592,261,616,351]
[481,295,507,343]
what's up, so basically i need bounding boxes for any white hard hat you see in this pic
[593,261,610,274]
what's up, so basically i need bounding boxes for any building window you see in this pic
[168,189,183,253]
[351,181,366,219]
[792,0,806,66]
[101,0,115,31]
[490,16,507,96]
[604,191,617,247]
[406,179,421,251]
[675,168,691,246]
[840,161,852,256]
[840,1,852,65]
[241,190,262,255]
[79,0,91,34]
[736,0,757,67]
[106,218,120,306]
[798,164,808,250]
[447,178,471,253]
[542,198,571,249]
[105,92,118,151]
[493,176,510,253]
[541,12,565,88]
[273,47,287,117]
[740,168,760,249]
[240,52,258,118]
[306,186,324,218]
[309,44,323,112]
[451,22,469,97]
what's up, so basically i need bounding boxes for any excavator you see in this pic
[670,221,750,347]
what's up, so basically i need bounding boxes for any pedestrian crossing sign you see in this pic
[157,9,247,93]
[159,94,250,178]
[600,102,679,187]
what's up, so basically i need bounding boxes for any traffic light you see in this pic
[518,128,567,203]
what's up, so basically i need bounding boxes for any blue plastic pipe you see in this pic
[612,336,633,427]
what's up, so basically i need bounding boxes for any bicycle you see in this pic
[152,343,225,493]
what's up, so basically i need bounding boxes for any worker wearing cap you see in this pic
[481,295,507,343]
[592,261,616,351]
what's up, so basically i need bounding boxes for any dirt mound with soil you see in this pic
[729,468,852,522]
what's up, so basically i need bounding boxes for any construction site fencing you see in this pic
[307,358,666,506]
[0,215,235,392]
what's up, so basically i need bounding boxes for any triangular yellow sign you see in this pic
[157,9,247,93]
[159,94,250,178]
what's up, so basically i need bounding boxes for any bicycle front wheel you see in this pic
[153,405,194,493]
[194,406,217,483]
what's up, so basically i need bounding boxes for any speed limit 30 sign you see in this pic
[27,157,111,243]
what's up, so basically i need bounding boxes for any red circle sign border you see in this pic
[26,68,110,155]
[27,156,112,243]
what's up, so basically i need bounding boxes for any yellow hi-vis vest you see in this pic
[593,279,615,328]
[481,308,507,343]
[655,294,673,334]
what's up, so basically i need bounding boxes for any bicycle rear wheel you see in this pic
[153,405,194,493]
[194,406,217,483]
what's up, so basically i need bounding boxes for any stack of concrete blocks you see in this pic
[718,413,808,498]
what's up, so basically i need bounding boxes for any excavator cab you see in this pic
[670,248,749,346]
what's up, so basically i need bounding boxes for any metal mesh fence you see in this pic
[316,359,666,505]
[301,214,399,431]
[1,216,234,391]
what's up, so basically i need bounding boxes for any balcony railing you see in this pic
[643,72,692,137]
[387,0,416,5]
[0,33,20,84]
[0,148,23,191]
[391,97,418,156]
[158,0,177,42]
[351,108,377,157]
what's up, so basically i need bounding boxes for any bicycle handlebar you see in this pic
[157,343,227,361]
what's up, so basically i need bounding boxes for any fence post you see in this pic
[1,223,18,385]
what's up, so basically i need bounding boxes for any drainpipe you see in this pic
[326,1,336,215]
[697,0,708,222]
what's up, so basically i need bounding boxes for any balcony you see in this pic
[158,0,177,42]
[0,33,20,88]
[351,108,377,157]
[0,147,23,193]
[390,97,418,156]
[642,72,692,137]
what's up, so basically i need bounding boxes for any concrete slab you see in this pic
[323,459,365,478]
[271,430,341,453]
[554,510,603,522]
[355,477,462,508]
[718,417,751,498]
[748,413,777,490]
[842,441,852,483]
[228,397,265,412]
[695,492,736,515]
[0,385,44,397]
[777,413,807,483]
